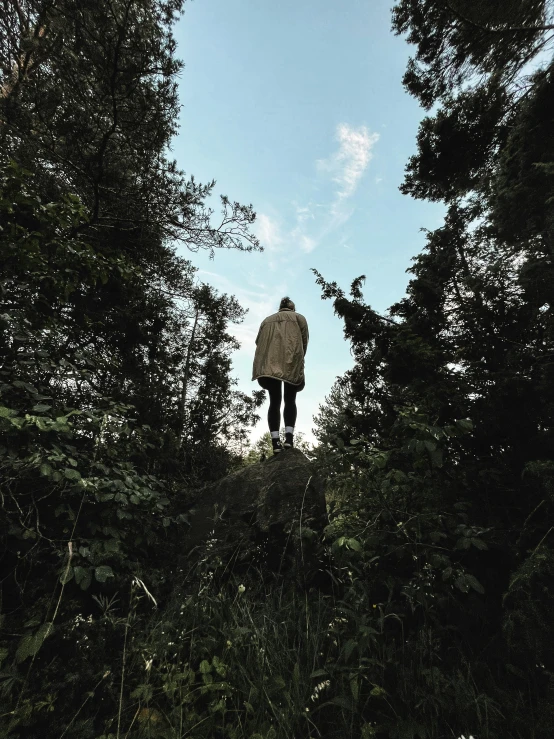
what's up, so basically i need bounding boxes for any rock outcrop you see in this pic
[182,448,327,577]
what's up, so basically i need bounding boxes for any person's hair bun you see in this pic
[279,297,295,311]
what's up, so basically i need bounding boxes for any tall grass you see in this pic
[118,571,341,738]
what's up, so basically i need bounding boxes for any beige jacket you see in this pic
[252,308,309,387]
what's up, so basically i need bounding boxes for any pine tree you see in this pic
[312,4,554,735]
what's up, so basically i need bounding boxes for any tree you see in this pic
[0,0,264,468]
[392,0,554,109]
[1,0,260,257]
[310,3,554,736]
[0,4,266,731]
[0,0,263,455]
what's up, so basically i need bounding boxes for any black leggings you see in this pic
[263,378,298,431]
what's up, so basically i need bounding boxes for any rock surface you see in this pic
[183,448,328,576]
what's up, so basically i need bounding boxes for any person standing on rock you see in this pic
[252,297,309,455]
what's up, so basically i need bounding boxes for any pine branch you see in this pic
[444,1,554,34]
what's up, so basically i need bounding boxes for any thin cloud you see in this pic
[255,213,283,252]
[317,123,379,200]
[292,230,316,253]
[257,124,379,262]
[254,212,286,270]
[294,204,315,224]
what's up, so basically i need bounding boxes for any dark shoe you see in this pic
[284,432,294,449]
[272,438,283,455]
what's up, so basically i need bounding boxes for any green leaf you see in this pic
[103,538,119,554]
[346,538,362,552]
[373,453,388,469]
[429,449,443,467]
[94,565,114,583]
[429,530,446,543]
[64,468,81,481]
[59,565,74,585]
[454,576,470,594]
[455,418,473,432]
[212,655,227,677]
[453,502,469,511]
[32,403,52,412]
[310,669,329,679]
[39,463,53,477]
[15,623,53,663]
[465,574,485,594]
[369,685,386,698]
[470,537,488,550]
[74,566,92,591]
[329,695,354,710]
[343,639,357,662]
[24,619,41,628]
[13,381,38,393]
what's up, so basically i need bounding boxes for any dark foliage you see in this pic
[310,2,554,736]
[0,2,263,735]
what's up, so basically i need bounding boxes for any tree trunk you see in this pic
[178,307,199,445]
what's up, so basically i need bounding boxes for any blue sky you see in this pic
[171,0,445,444]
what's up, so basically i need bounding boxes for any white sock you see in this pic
[270,431,280,439]
[285,426,294,435]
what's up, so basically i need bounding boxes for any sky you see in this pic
[171,0,445,445]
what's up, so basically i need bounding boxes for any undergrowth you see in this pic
[2,411,554,738]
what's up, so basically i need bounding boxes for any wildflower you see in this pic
[226,640,232,648]
[238,584,246,594]
[310,679,331,702]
